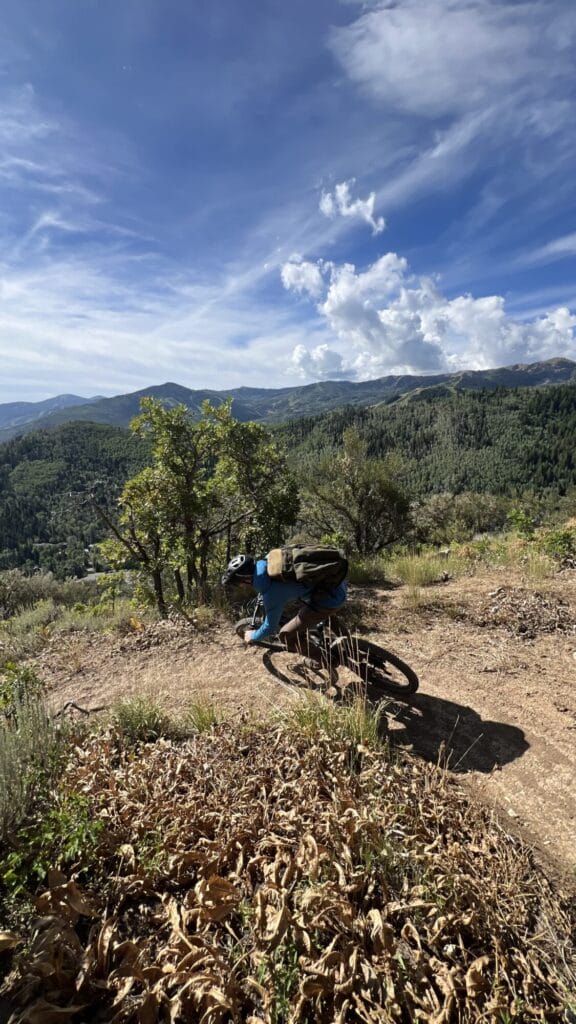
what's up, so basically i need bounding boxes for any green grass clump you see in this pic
[185,701,222,734]
[111,698,181,744]
[285,693,385,753]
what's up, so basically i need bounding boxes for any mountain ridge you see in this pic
[0,394,103,432]
[1,357,575,440]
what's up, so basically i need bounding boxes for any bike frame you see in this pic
[242,593,344,644]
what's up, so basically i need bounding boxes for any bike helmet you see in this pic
[221,553,256,587]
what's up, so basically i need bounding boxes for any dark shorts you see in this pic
[278,601,343,659]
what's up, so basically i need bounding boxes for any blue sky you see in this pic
[1,0,576,401]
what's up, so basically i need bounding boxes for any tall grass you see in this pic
[523,550,555,582]
[389,554,447,587]
[284,693,386,751]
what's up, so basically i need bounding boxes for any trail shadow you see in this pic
[260,648,529,776]
[0,997,15,1023]
[373,689,529,774]
[261,650,328,693]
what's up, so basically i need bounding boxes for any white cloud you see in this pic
[521,232,576,267]
[291,344,347,379]
[0,242,340,401]
[326,0,576,228]
[329,1,572,119]
[281,250,576,380]
[319,180,385,235]
[280,257,325,299]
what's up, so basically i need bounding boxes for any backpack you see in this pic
[266,545,348,590]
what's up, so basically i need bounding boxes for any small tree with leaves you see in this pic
[98,399,299,613]
[301,428,410,555]
[98,467,170,616]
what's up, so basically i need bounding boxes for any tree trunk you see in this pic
[152,568,167,618]
[174,568,185,603]
[198,538,210,604]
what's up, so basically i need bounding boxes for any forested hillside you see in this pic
[2,382,576,575]
[1,357,575,441]
[280,384,576,497]
[0,423,149,576]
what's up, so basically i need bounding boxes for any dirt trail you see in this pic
[36,569,576,886]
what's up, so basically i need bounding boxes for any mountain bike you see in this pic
[234,594,419,697]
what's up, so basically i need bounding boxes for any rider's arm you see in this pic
[248,588,285,643]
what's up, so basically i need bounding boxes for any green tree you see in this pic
[98,467,169,616]
[99,399,299,612]
[301,428,410,555]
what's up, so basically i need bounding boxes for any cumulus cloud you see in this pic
[291,344,348,380]
[319,180,385,235]
[280,257,324,298]
[281,251,576,380]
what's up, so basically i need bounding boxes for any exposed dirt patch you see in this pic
[35,567,576,888]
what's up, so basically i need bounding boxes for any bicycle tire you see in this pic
[235,617,259,639]
[234,618,285,651]
[344,637,419,696]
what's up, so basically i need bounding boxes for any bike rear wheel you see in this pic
[342,637,419,696]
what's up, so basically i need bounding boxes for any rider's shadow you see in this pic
[260,652,529,775]
[375,690,529,774]
[261,650,324,692]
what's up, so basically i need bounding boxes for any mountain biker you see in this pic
[221,552,348,671]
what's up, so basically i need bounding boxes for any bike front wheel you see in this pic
[234,618,285,651]
[235,617,257,639]
[343,637,419,697]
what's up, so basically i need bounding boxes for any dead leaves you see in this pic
[477,586,576,637]
[2,723,574,1023]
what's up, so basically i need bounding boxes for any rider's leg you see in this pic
[278,605,332,666]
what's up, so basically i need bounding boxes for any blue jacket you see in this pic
[249,558,347,643]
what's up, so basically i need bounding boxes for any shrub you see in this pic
[348,556,389,584]
[540,526,576,562]
[0,663,46,717]
[0,697,61,840]
[0,570,89,620]
[0,792,104,895]
[507,507,535,539]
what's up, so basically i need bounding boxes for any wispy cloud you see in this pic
[0,1,574,402]
[519,232,576,267]
[329,0,574,119]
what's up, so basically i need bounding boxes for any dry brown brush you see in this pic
[1,719,574,1023]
